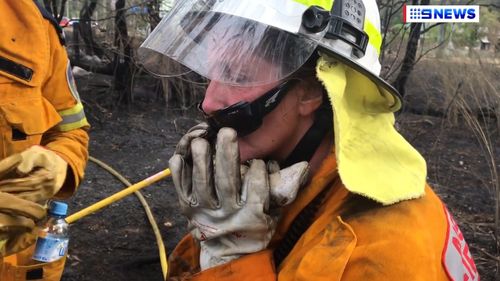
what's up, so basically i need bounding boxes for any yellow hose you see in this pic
[65,156,171,280]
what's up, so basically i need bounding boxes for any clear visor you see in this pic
[137,0,318,86]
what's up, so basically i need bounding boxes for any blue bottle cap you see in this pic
[49,201,68,217]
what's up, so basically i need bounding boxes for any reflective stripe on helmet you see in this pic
[364,20,382,55]
[292,0,333,10]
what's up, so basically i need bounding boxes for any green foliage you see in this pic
[451,7,499,47]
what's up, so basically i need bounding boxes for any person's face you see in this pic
[201,57,307,163]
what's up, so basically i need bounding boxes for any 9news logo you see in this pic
[403,5,480,23]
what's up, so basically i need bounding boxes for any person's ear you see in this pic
[297,86,323,117]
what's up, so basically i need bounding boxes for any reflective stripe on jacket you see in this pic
[168,153,479,280]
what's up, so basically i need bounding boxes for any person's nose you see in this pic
[201,81,237,115]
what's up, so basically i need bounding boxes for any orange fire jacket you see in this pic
[168,153,479,280]
[0,1,89,280]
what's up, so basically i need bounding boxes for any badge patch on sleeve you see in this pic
[66,61,81,102]
[442,205,479,281]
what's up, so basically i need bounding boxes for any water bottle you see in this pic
[32,201,70,263]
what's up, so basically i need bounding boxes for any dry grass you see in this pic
[404,56,500,278]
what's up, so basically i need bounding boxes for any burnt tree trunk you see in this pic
[41,0,67,23]
[145,0,163,99]
[146,0,162,31]
[42,0,53,15]
[56,0,67,23]
[393,0,430,98]
[78,0,103,57]
[113,0,133,104]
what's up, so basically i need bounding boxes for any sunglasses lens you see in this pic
[201,79,297,137]
[207,104,261,137]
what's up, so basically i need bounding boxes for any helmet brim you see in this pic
[317,44,402,112]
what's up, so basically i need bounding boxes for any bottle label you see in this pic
[32,233,69,263]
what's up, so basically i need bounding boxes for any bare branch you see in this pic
[50,0,57,19]
[383,26,409,80]
[420,22,444,35]
[393,0,430,97]
[43,0,52,15]
[57,0,68,22]
[383,23,406,50]
[414,29,452,65]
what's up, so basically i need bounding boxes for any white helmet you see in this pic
[138,0,401,112]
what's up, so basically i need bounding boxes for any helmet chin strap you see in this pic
[281,93,333,168]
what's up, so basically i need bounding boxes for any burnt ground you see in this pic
[60,67,499,281]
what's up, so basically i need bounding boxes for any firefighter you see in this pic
[139,0,479,280]
[0,1,89,280]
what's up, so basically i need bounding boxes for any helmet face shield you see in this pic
[139,0,402,112]
[138,0,318,86]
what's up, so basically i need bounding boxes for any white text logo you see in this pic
[404,5,479,23]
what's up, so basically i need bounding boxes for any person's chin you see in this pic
[238,141,261,163]
[238,146,251,163]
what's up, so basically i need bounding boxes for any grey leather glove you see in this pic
[169,125,309,270]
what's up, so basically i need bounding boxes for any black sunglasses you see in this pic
[198,79,298,137]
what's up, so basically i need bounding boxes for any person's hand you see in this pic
[0,151,52,257]
[169,127,309,270]
[0,146,68,256]
[0,146,68,202]
[0,191,46,257]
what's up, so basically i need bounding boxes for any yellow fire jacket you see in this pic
[168,153,479,280]
[0,1,89,280]
[0,0,89,197]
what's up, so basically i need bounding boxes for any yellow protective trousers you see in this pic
[1,245,66,281]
